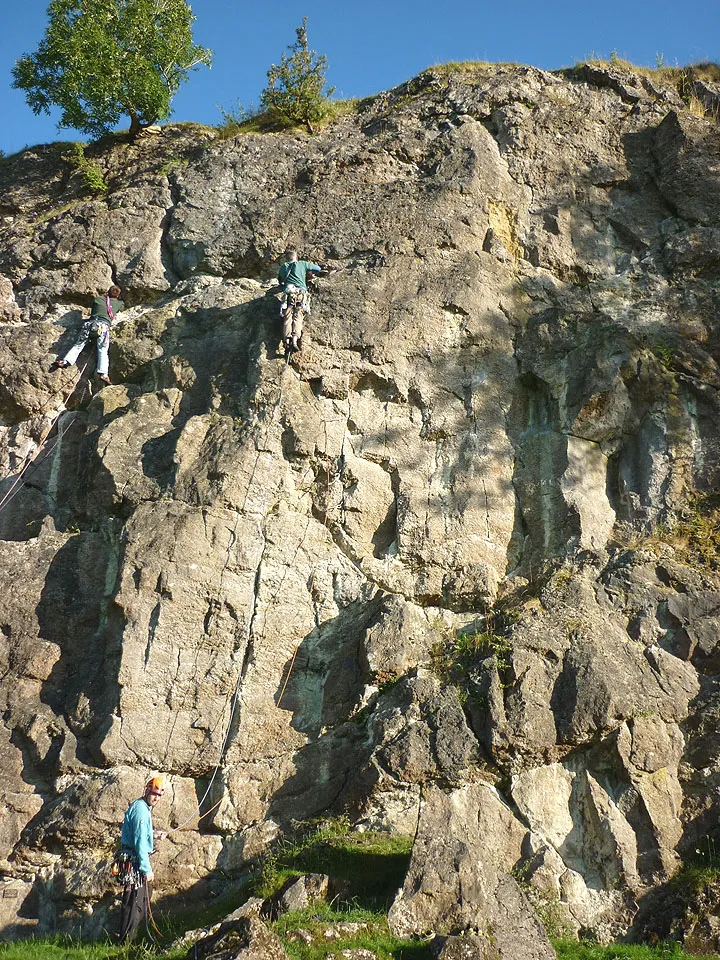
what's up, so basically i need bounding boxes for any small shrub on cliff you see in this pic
[613,492,720,572]
[654,493,720,570]
[260,18,335,133]
[680,494,720,569]
[672,836,720,895]
[215,100,272,138]
[64,142,107,193]
[432,623,513,683]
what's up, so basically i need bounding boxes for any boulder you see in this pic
[187,914,290,960]
[262,874,349,918]
[388,781,552,960]
[430,878,556,960]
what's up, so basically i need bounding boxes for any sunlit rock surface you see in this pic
[0,61,719,949]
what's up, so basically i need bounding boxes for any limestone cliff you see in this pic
[1,61,719,950]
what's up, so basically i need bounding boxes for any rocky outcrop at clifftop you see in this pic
[1,60,719,948]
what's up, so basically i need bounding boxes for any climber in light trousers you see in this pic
[278,249,322,352]
[53,285,124,384]
[116,774,166,943]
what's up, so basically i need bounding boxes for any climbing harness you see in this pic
[111,852,142,888]
[88,319,109,344]
[281,287,308,352]
[87,294,115,341]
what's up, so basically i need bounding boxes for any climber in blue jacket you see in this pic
[117,774,166,942]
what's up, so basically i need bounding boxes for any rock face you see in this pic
[388,782,555,959]
[0,60,719,948]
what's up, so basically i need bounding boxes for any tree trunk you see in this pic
[128,111,141,137]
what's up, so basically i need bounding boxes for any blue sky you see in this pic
[1,0,718,155]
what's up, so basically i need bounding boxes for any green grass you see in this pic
[215,97,361,139]
[431,625,513,698]
[0,821,412,960]
[424,60,519,79]
[676,494,720,571]
[553,940,719,960]
[673,862,720,894]
[0,937,185,960]
[1,931,715,960]
[253,818,413,909]
[151,877,254,943]
[670,838,720,896]
[158,157,188,177]
[273,902,432,960]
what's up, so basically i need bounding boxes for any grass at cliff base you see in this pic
[0,940,185,960]
[553,940,720,959]
[3,822,717,960]
[253,819,414,909]
[1,935,717,960]
[272,902,431,960]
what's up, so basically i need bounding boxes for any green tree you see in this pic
[12,0,212,138]
[260,17,334,132]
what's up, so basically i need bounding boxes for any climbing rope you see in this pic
[163,346,295,832]
[0,363,88,517]
[276,405,345,707]
[144,879,162,940]
[0,413,79,519]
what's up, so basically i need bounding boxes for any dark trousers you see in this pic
[118,881,151,942]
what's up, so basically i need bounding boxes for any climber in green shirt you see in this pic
[278,249,322,352]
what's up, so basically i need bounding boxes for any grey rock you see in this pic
[652,111,720,225]
[187,914,290,960]
[0,62,719,948]
[387,781,552,960]
[361,595,440,681]
[431,878,556,960]
[262,874,349,918]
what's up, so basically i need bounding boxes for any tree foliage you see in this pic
[260,18,334,132]
[12,0,212,138]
